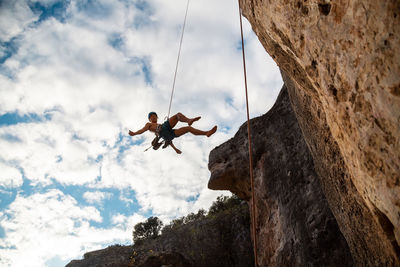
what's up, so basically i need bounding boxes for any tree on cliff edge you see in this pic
[133,216,163,245]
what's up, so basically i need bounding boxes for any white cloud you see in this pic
[36,0,65,6]
[83,191,112,205]
[0,0,37,42]
[111,213,145,230]
[0,162,23,188]
[0,121,102,186]
[0,189,143,267]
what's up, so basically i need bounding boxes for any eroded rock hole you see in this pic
[302,6,309,15]
[373,205,400,257]
[390,84,400,96]
[329,85,337,97]
[312,60,317,69]
[318,3,331,16]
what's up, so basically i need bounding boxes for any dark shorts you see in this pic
[159,120,176,141]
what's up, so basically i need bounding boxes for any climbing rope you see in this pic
[145,0,189,152]
[167,0,190,119]
[238,1,259,266]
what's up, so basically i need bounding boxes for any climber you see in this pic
[128,112,218,154]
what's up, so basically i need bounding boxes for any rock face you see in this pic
[237,0,400,265]
[133,204,253,267]
[282,71,400,265]
[66,245,133,267]
[67,203,253,267]
[209,86,353,266]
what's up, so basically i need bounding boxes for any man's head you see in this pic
[148,112,158,123]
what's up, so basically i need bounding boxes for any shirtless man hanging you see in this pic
[129,112,217,154]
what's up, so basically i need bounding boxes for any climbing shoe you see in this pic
[152,136,162,150]
[162,140,171,149]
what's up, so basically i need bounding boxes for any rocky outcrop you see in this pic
[282,71,400,265]
[235,0,399,265]
[131,203,253,267]
[209,86,353,266]
[208,0,399,265]
[67,203,253,267]
[66,245,133,267]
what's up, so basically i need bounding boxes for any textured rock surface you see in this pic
[132,203,253,267]
[238,0,400,265]
[66,245,133,267]
[282,71,400,265]
[66,203,253,267]
[209,86,352,266]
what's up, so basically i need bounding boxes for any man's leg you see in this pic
[174,125,217,137]
[168,112,201,128]
[169,142,182,154]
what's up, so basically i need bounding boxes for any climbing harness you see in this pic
[144,125,169,152]
[152,125,163,149]
[145,0,190,152]
[144,121,176,151]
[238,1,259,266]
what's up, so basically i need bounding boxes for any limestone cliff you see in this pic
[209,0,399,265]
[209,85,352,266]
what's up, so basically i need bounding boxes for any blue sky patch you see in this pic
[108,33,124,50]
[46,256,70,267]
[0,38,19,64]
[0,133,22,143]
[0,188,17,212]
[132,0,154,29]
[141,57,153,85]
[17,177,36,198]
[37,181,141,229]
[220,126,232,133]
[55,155,63,163]
[71,133,85,142]
[75,0,112,19]
[236,38,247,51]
[85,188,140,229]
[128,56,153,85]
[114,133,144,164]
[0,112,51,127]
[225,96,234,107]
[133,0,151,12]
[0,226,5,239]
[186,193,200,202]
[29,0,71,24]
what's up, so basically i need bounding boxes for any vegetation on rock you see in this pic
[132,216,163,245]
[67,194,253,267]
[132,194,242,244]
[129,194,253,266]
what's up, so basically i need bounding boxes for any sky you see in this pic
[0,0,282,266]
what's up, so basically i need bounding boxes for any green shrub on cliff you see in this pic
[208,195,241,215]
[133,194,242,244]
[132,216,163,245]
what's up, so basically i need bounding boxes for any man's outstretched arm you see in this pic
[169,142,182,154]
[129,123,150,136]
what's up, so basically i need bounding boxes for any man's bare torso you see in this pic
[148,122,160,133]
